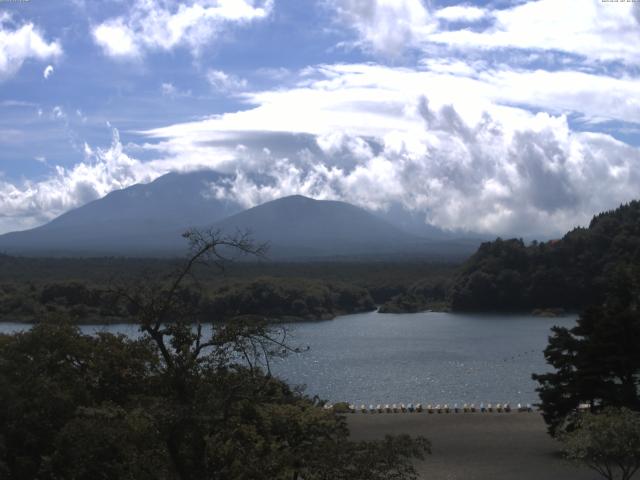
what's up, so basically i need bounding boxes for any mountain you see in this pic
[0,170,480,259]
[0,170,243,256]
[210,195,425,259]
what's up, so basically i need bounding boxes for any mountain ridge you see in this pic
[0,170,479,260]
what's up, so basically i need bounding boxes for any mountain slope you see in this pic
[0,170,242,255]
[210,195,423,258]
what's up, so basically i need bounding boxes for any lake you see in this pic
[0,311,576,406]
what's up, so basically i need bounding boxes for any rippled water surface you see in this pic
[0,311,576,405]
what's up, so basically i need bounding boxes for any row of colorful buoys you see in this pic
[325,402,534,413]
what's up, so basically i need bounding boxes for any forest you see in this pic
[0,256,455,323]
[448,201,640,312]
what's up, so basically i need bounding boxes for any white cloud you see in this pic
[0,130,156,233]
[206,69,247,92]
[138,62,640,237]
[148,62,640,138]
[431,0,640,65]
[0,15,62,80]
[328,0,435,57]
[328,0,640,65]
[43,64,54,79]
[435,5,487,23]
[92,19,141,58]
[92,0,273,59]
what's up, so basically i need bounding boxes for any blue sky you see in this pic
[1,0,639,236]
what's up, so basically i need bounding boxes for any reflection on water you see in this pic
[0,311,576,404]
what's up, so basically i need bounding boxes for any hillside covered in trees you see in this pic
[0,277,375,324]
[449,201,640,312]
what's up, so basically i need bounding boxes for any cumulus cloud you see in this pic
[92,19,141,58]
[92,0,273,59]
[328,0,435,57]
[139,63,640,237]
[195,108,638,238]
[43,64,54,79]
[0,130,156,233]
[0,14,62,80]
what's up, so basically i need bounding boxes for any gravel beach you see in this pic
[348,412,597,480]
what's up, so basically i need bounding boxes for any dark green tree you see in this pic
[533,267,640,435]
[561,408,640,480]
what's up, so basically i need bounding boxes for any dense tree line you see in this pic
[450,201,640,312]
[0,277,374,324]
[205,278,375,321]
[0,255,456,321]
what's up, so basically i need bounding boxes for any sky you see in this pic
[0,0,639,238]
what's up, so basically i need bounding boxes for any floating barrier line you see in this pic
[323,402,536,414]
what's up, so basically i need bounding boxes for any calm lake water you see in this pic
[0,311,576,405]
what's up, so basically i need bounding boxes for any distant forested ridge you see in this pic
[449,201,640,312]
[204,278,375,321]
[0,277,375,324]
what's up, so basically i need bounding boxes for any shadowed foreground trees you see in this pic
[0,230,430,480]
[533,267,640,436]
[561,408,640,480]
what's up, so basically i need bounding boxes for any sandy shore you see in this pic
[348,412,597,480]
